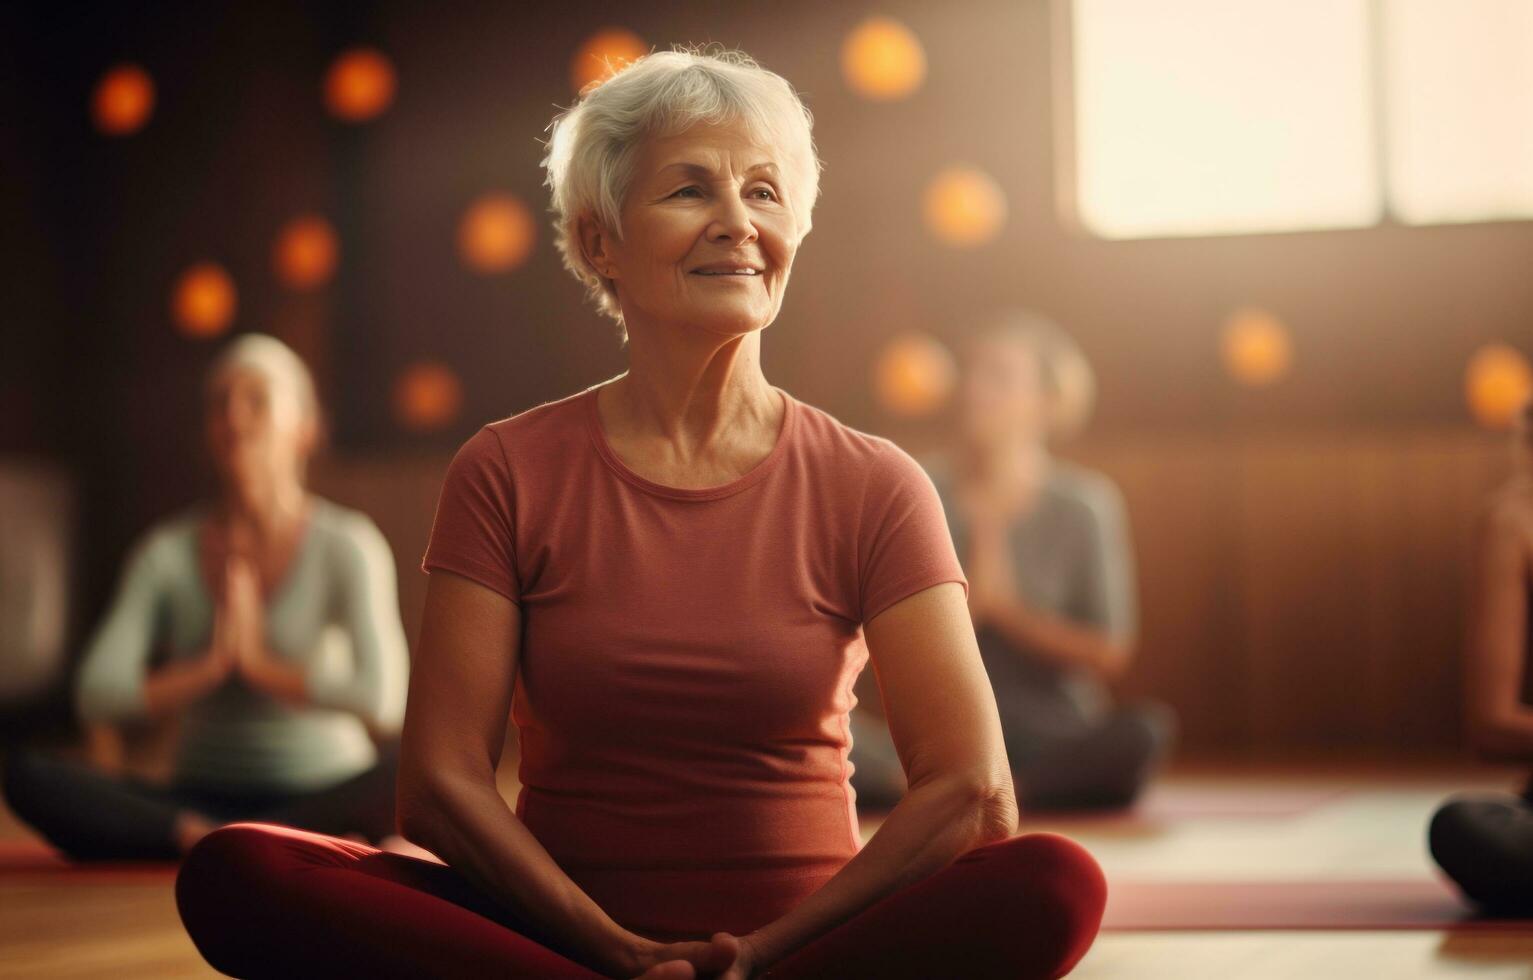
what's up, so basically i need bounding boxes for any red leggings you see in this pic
[175,822,1106,979]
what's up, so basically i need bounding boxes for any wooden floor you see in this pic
[3,756,1532,978]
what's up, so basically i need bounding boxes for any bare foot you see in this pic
[377,834,444,862]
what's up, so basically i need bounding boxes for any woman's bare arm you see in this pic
[1465,497,1533,760]
[742,581,1019,971]
[394,570,638,977]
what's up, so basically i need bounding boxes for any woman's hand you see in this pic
[223,554,269,677]
[625,931,759,980]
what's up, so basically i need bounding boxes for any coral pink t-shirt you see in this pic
[420,383,968,941]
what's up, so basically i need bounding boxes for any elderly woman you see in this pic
[174,47,1105,979]
[851,312,1175,812]
[1,334,410,859]
[1429,399,1533,911]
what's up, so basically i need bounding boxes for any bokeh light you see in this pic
[394,361,464,431]
[571,28,649,94]
[458,193,536,274]
[324,47,397,122]
[273,215,339,290]
[1465,343,1533,430]
[1221,308,1294,387]
[841,16,926,101]
[922,167,1007,248]
[873,331,958,418]
[171,262,237,338]
[92,64,155,136]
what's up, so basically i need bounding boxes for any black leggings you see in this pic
[1428,772,1533,911]
[1,739,401,861]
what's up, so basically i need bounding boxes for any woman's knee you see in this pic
[963,832,1108,974]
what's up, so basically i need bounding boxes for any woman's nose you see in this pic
[707,192,757,244]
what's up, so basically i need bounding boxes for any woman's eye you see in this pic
[673,186,702,198]
[752,187,778,201]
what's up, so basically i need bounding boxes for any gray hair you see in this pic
[539,42,824,339]
[970,310,1098,442]
[205,332,320,425]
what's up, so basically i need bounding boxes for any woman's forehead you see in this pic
[641,123,780,175]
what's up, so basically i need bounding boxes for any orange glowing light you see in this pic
[923,167,1007,248]
[93,64,155,136]
[458,193,536,274]
[172,263,237,338]
[1466,344,1533,430]
[273,215,339,290]
[841,17,926,101]
[571,28,649,94]
[394,361,463,431]
[1220,308,1294,387]
[873,332,958,418]
[324,47,397,122]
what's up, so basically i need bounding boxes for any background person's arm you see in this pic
[1465,497,1533,759]
[970,478,1138,681]
[743,582,1019,972]
[394,570,644,977]
[75,530,230,726]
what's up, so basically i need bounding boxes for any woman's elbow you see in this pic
[976,784,1020,842]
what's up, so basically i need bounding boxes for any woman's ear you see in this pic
[578,213,615,280]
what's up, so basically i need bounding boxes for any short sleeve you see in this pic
[1075,477,1138,642]
[421,426,522,604]
[857,444,969,624]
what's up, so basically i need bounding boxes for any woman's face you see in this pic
[595,119,798,338]
[205,366,312,491]
[959,336,1050,449]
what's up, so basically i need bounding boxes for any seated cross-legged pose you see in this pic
[174,46,1107,979]
[1,334,411,860]
[1429,401,1533,912]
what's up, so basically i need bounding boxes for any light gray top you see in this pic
[924,455,1138,723]
[74,496,410,793]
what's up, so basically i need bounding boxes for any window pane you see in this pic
[1069,0,1381,239]
[1383,0,1533,224]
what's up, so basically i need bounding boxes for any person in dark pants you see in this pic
[851,311,1175,812]
[1,334,411,859]
[1428,402,1533,911]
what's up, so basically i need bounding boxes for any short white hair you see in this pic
[539,42,824,339]
[205,332,319,424]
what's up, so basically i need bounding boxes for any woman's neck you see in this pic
[216,478,309,541]
[606,323,778,452]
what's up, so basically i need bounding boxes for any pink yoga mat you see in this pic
[1023,786,1353,825]
[1101,878,1533,932]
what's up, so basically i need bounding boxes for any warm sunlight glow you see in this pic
[841,17,927,101]
[571,28,649,94]
[1221,309,1294,387]
[93,64,155,136]
[172,263,237,338]
[1466,344,1533,430]
[874,332,958,418]
[923,167,1007,248]
[1382,0,1533,224]
[394,362,464,431]
[1070,0,1379,238]
[273,215,339,290]
[458,194,536,274]
[324,47,397,122]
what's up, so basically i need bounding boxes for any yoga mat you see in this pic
[1023,785,1352,824]
[0,839,179,883]
[1100,878,1533,932]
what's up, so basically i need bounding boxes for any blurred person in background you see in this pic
[851,310,1175,812]
[1,333,411,859]
[1429,397,1533,911]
